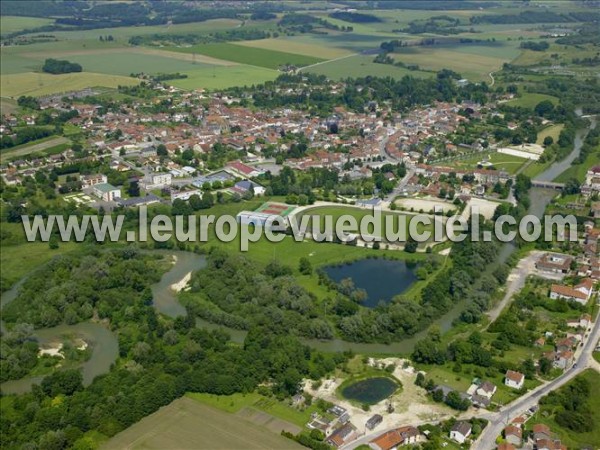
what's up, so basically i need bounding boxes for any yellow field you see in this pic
[537,124,565,145]
[1,72,139,98]
[102,397,303,450]
[237,38,353,59]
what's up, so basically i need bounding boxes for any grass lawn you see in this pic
[521,158,554,179]
[171,42,325,69]
[534,369,600,449]
[536,124,564,145]
[440,151,528,175]
[1,72,138,98]
[506,92,559,109]
[594,352,600,364]
[170,64,278,91]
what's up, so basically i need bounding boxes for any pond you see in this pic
[324,258,418,307]
[341,376,398,404]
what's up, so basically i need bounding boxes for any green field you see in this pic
[304,54,432,80]
[439,152,529,175]
[171,42,325,69]
[170,64,279,91]
[536,124,565,145]
[0,72,139,98]
[0,136,70,164]
[0,240,80,292]
[102,397,303,450]
[0,16,54,35]
[506,92,559,109]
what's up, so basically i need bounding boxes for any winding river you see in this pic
[1,115,595,393]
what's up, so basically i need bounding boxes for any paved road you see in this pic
[474,312,600,450]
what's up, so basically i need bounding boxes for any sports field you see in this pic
[102,397,303,450]
[254,201,296,217]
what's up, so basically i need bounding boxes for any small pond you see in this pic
[341,376,398,404]
[324,258,417,307]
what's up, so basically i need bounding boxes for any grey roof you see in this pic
[116,194,161,207]
[93,182,119,193]
[451,421,472,436]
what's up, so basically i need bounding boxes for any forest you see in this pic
[42,58,83,75]
[1,248,347,449]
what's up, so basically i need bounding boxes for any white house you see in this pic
[91,183,121,202]
[505,370,525,389]
[450,422,472,444]
[550,279,594,305]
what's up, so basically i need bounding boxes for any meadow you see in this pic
[536,123,565,145]
[169,65,279,91]
[102,397,303,450]
[0,136,70,164]
[0,16,54,35]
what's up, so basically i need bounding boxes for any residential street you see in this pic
[473,313,600,450]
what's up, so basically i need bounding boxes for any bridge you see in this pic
[530,180,565,190]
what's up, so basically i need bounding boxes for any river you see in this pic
[1,115,594,393]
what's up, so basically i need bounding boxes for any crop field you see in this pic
[171,42,325,69]
[0,16,54,35]
[1,72,138,98]
[392,43,520,82]
[304,54,432,80]
[170,64,278,90]
[236,37,353,59]
[102,397,303,450]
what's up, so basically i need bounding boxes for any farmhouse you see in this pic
[326,423,358,448]
[450,421,472,444]
[535,253,573,274]
[505,370,525,389]
[91,183,121,202]
[369,426,419,450]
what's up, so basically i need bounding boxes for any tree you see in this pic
[543,136,554,146]
[534,99,554,117]
[299,257,312,275]
[562,178,580,195]
[156,144,168,157]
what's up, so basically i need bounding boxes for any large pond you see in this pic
[324,258,418,307]
[341,377,398,404]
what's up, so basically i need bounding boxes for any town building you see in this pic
[503,425,522,447]
[550,279,594,305]
[80,173,108,188]
[535,253,573,274]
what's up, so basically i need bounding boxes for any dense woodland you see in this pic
[0,249,347,449]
